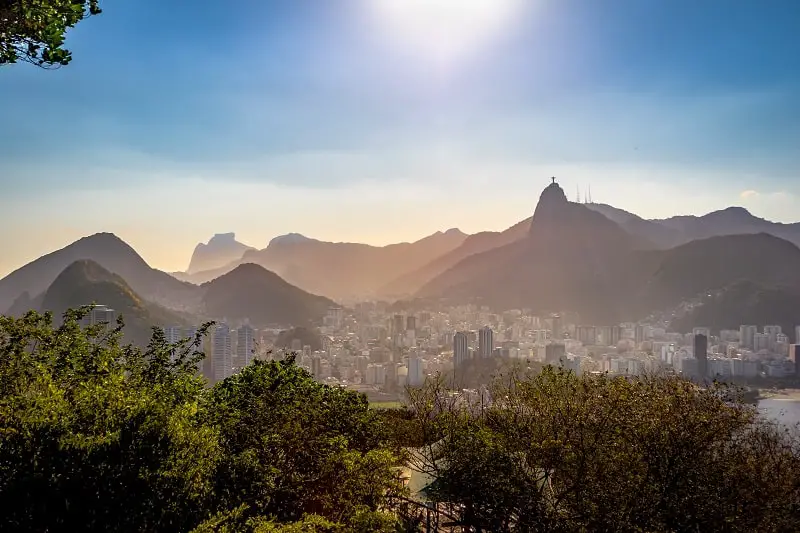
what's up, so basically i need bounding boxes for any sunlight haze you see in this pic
[1,0,798,276]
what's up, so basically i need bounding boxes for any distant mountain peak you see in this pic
[268,233,313,247]
[207,232,238,244]
[187,233,254,274]
[531,180,569,224]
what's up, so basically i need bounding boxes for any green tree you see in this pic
[0,309,405,532]
[0,309,218,532]
[205,356,403,529]
[407,367,800,532]
[0,0,101,67]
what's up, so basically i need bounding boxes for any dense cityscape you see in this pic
[84,304,800,399]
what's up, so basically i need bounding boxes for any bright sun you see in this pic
[371,0,521,67]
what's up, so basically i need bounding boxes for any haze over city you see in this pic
[2,0,799,276]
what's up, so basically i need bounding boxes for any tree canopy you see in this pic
[0,0,101,67]
[2,307,800,531]
[0,309,404,532]
[406,367,800,532]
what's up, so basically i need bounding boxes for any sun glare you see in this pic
[371,0,521,68]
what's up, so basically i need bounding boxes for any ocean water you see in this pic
[759,399,800,428]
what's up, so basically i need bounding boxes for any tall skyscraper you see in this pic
[236,324,255,367]
[551,314,563,340]
[753,333,770,352]
[162,325,183,344]
[764,325,782,351]
[694,333,708,380]
[453,331,469,368]
[406,315,417,332]
[545,343,566,366]
[311,355,322,379]
[790,345,800,378]
[576,326,597,345]
[795,326,800,345]
[479,326,494,358]
[407,354,424,387]
[739,325,757,350]
[609,325,622,347]
[392,314,405,337]
[692,327,711,340]
[635,325,646,345]
[212,324,232,383]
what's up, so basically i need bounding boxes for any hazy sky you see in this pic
[1,0,799,276]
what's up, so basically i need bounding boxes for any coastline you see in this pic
[758,389,800,401]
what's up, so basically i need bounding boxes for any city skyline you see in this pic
[2,0,799,275]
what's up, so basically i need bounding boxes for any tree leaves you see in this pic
[0,0,102,68]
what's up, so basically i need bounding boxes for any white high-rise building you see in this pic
[739,325,757,350]
[479,326,494,358]
[236,324,256,367]
[81,305,116,328]
[453,331,469,368]
[753,333,770,353]
[163,326,183,344]
[407,354,424,387]
[212,324,233,382]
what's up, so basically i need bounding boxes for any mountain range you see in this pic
[416,182,800,329]
[176,228,468,301]
[3,180,800,336]
[0,236,340,339]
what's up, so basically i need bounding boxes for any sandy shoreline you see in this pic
[759,389,800,401]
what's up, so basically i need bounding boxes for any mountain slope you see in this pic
[417,182,800,325]
[418,181,638,321]
[187,233,255,274]
[40,260,188,345]
[670,281,800,342]
[653,207,800,248]
[623,233,800,319]
[586,203,683,249]
[201,263,337,327]
[0,233,201,314]
[381,218,531,298]
[185,228,468,300]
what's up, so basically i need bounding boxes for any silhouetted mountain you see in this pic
[653,207,800,248]
[670,281,800,343]
[0,233,200,314]
[586,203,684,249]
[201,263,337,327]
[184,229,468,300]
[39,260,187,345]
[186,233,255,274]
[418,182,800,325]
[626,233,800,317]
[418,181,638,321]
[588,203,800,250]
[381,218,530,297]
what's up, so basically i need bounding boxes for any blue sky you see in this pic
[1,0,799,274]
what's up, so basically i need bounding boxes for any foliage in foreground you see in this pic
[0,0,101,67]
[3,308,800,532]
[407,368,800,532]
[0,309,403,532]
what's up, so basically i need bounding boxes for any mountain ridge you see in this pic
[187,233,255,274]
[0,233,199,315]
